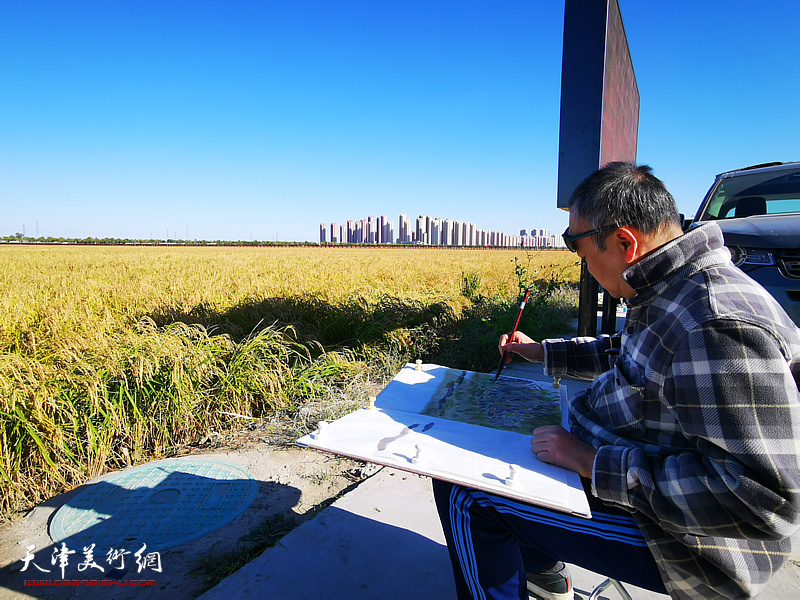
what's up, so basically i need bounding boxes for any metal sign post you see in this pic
[556,0,639,337]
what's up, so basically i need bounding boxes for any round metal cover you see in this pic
[50,458,258,552]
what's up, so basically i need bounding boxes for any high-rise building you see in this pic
[319,223,327,244]
[380,215,390,244]
[398,214,411,244]
[386,221,395,244]
[431,218,441,245]
[346,220,354,243]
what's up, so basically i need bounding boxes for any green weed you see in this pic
[190,513,297,589]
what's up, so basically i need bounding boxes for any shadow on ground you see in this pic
[0,449,371,600]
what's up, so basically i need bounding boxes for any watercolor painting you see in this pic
[421,369,563,434]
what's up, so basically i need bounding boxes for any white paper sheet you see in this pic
[297,363,590,517]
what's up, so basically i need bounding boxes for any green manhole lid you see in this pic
[50,458,258,552]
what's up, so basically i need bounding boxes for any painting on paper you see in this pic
[421,369,562,434]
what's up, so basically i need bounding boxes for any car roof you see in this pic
[716,161,800,179]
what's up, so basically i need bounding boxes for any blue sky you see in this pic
[2,1,798,242]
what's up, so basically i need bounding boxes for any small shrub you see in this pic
[460,270,483,302]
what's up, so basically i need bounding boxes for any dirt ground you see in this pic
[0,419,378,600]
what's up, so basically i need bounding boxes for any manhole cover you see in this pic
[50,458,258,552]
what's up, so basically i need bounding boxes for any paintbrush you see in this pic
[493,287,531,383]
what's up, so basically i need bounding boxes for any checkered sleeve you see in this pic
[542,335,619,381]
[593,319,800,540]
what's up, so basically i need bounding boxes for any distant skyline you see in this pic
[2,2,799,242]
[319,212,560,248]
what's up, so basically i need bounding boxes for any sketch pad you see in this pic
[297,363,591,517]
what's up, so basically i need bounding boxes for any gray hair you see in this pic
[568,162,682,250]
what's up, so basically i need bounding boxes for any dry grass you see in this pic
[0,245,580,520]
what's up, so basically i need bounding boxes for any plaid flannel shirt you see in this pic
[543,223,800,599]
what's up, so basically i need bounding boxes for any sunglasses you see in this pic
[562,223,624,252]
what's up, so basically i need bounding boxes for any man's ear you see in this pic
[614,226,640,262]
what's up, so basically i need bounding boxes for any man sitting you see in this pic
[433,162,800,599]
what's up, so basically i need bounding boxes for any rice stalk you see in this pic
[0,246,579,520]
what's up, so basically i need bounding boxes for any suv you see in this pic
[691,161,800,326]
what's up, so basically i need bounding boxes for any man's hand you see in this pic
[498,331,544,363]
[531,425,598,479]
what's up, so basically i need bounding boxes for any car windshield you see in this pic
[699,167,800,220]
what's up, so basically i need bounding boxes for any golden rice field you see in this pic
[0,244,580,520]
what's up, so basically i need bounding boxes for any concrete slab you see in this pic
[199,469,454,600]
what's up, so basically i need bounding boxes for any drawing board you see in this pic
[297,363,590,517]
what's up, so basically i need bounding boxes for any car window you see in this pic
[700,167,800,220]
[767,198,800,214]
